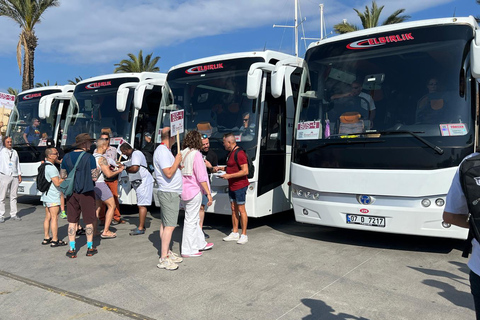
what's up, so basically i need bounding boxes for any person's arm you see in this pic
[221,163,248,180]
[99,156,124,178]
[60,169,67,179]
[162,153,182,179]
[443,211,469,229]
[50,175,64,187]
[200,181,213,206]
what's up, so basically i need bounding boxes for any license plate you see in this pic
[18,186,24,193]
[346,214,385,227]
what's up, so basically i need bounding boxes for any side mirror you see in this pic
[133,77,165,110]
[116,82,138,112]
[472,32,480,78]
[247,69,262,99]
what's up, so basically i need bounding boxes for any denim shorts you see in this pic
[228,186,247,205]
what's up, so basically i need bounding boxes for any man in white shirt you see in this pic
[120,143,154,235]
[154,127,183,270]
[443,153,480,318]
[0,136,22,222]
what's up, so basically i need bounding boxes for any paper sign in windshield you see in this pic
[297,121,321,140]
[439,123,468,136]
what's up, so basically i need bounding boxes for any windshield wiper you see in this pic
[303,138,385,154]
[377,130,444,155]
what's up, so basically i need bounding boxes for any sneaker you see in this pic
[237,234,248,245]
[66,249,77,258]
[86,247,98,257]
[157,257,178,270]
[10,216,21,221]
[0,217,4,223]
[60,211,67,219]
[181,252,203,258]
[167,251,183,263]
[200,243,214,251]
[223,232,240,242]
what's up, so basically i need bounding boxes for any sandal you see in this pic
[42,238,52,245]
[50,240,67,247]
[76,227,86,236]
[129,228,145,236]
[100,232,117,239]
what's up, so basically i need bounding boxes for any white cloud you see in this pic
[0,0,457,65]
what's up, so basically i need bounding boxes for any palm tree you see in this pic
[7,87,18,96]
[67,76,83,85]
[0,0,60,91]
[334,1,410,34]
[114,50,160,73]
[35,80,57,87]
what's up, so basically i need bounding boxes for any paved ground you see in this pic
[0,196,475,319]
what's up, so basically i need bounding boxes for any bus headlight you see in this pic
[421,199,431,207]
[435,198,445,207]
[297,189,304,197]
[305,191,311,198]
[313,193,320,200]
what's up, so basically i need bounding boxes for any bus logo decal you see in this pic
[85,81,112,89]
[358,195,374,205]
[360,209,369,214]
[347,33,414,50]
[185,63,224,74]
[23,93,42,100]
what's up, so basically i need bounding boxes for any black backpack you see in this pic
[459,154,480,257]
[232,147,254,179]
[139,150,154,173]
[36,162,53,194]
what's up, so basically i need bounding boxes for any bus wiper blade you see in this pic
[304,139,385,154]
[377,130,444,155]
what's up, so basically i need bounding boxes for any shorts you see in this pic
[43,202,60,208]
[94,182,113,202]
[228,186,248,205]
[158,191,180,227]
[134,180,153,206]
[66,191,96,225]
[201,193,209,208]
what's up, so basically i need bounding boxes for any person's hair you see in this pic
[119,142,132,151]
[2,135,11,144]
[96,138,108,149]
[100,131,110,138]
[242,112,250,119]
[45,147,56,157]
[161,128,171,140]
[182,130,202,150]
[223,132,235,141]
[32,118,39,123]
[101,127,112,137]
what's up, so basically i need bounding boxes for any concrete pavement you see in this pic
[0,196,475,319]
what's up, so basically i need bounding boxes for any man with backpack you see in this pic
[444,153,480,318]
[120,143,154,236]
[60,133,99,258]
[216,133,249,245]
[39,148,67,247]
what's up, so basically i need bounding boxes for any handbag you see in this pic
[60,151,86,197]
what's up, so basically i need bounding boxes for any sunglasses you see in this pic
[243,118,249,122]
[201,134,208,139]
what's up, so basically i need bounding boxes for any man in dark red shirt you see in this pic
[217,133,249,244]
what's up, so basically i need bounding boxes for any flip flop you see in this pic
[101,233,117,239]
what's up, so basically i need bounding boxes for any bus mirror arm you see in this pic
[117,82,138,112]
[247,63,275,99]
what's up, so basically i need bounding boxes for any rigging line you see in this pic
[298,0,308,54]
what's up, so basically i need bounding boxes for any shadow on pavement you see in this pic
[301,298,369,320]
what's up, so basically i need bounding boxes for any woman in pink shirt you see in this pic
[180,131,213,257]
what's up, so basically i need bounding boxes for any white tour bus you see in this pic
[155,51,302,217]
[289,17,480,239]
[7,85,74,196]
[61,72,166,205]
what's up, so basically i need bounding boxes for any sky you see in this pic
[0,0,478,94]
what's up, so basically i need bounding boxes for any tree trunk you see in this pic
[22,31,38,91]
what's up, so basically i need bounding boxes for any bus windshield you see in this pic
[63,78,138,148]
[8,90,61,147]
[159,57,262,160]
[295,24,475,170]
